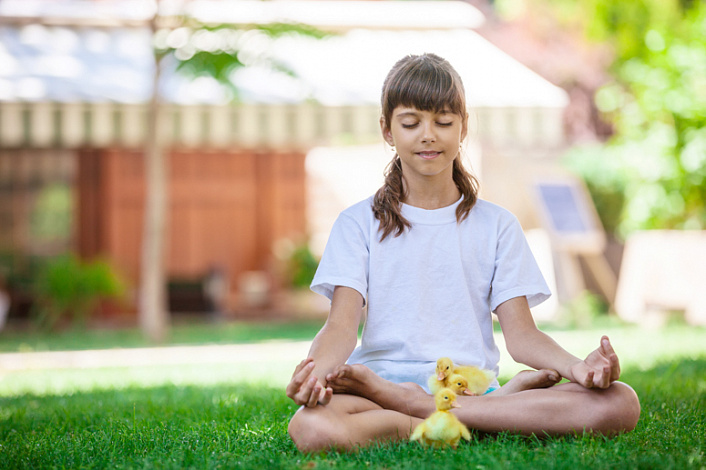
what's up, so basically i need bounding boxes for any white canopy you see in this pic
[233,28,569,108]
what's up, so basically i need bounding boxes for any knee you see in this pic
[288,407,349,453]
[593,381,641,434]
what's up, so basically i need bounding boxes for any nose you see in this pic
[421,123,436,143]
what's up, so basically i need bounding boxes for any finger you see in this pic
[584,370,594,389]
[295,375,315,405]
[319,387,333,405]
[609,353,621,381]
[286,361,315,397]
[293,361,316,386]
[294,373,317,406]
[292,358,314,378]
[599,365,611,388]
[601,336,622,381]
[306,378,322,408]
[600,336,616,358]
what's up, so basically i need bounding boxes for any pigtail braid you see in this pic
[372,155,411,241]
[453,157,479,224]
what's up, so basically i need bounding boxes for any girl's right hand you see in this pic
[286,358,333,407]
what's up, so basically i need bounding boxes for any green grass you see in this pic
[0,318,326,353]
[1,358,704,469]
[1,323,706,468]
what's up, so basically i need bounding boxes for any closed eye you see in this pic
[401,123,419,129]
[437,122,453,126]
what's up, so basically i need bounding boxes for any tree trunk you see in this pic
[139,14,168,342]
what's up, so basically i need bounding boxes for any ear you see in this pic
[380,117,394,147]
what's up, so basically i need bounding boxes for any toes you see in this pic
[331,364,354,379]
[545,369,560,383]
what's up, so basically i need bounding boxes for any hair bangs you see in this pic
[382,54,467,127]
[396,66,464,116]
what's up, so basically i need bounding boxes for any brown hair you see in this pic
[373,53,480,241]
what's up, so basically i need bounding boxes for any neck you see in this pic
[402,176,460,210]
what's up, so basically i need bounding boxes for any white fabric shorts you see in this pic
[350,359,500,394]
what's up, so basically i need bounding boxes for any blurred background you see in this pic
[0,0,704,343]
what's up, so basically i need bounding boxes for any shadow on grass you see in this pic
[0,318,326,353]
[1,357,704,469]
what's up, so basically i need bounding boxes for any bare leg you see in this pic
[454,381,640,436]
[327,364,640,436]
[288,393,424,452]
[326,364,560,414]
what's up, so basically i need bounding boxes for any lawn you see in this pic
[1,322,705,469]
[0,318,326,353]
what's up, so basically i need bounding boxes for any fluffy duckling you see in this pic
[454,364,495,396]
[427,357,455,393]
[428,357,495,396]
[410,388,471,448]
[446,373,472,396]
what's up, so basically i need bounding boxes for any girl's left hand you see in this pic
[570,335,621,389]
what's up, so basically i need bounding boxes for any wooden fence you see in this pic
[78,147,307,313]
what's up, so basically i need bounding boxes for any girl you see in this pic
[286,53,640,452]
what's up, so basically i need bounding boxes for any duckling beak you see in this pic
[463,390,475,396]
[452,402,461,409]
[437,372,445,380]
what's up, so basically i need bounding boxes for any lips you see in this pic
[417,151,441,160]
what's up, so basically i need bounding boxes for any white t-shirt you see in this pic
[311,196,550,392]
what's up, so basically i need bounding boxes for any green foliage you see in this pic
[556,290,610,329]
[285,243,320,289]
[32,255,126,329]
[154,22,329,99]
[522,0,706,237]
[273,238,320,289]
[30,183,73,243]
[0,252,46,295]
[1,357,704,469]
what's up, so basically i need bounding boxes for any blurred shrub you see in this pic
[557,290,609,329]
[273,239,319,289]
[534,0,706,239]
[285,243,319,289]
[0,253,46,293]
[33,255,126,329]
[563,145,627,236]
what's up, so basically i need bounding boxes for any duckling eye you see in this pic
[445,366,450,370]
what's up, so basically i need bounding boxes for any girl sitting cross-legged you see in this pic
[286,53,640,453]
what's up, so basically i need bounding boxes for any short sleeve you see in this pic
[489,216,551,312]
[310,212,370,304]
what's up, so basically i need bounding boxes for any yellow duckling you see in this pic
[428,357,495,396]
[427,357,455,393]
[410,388,471,448]
[446,373,472,396]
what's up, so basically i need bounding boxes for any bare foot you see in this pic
[489,369,560,397]
[326,364,434,417]
[326,364,383,398]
